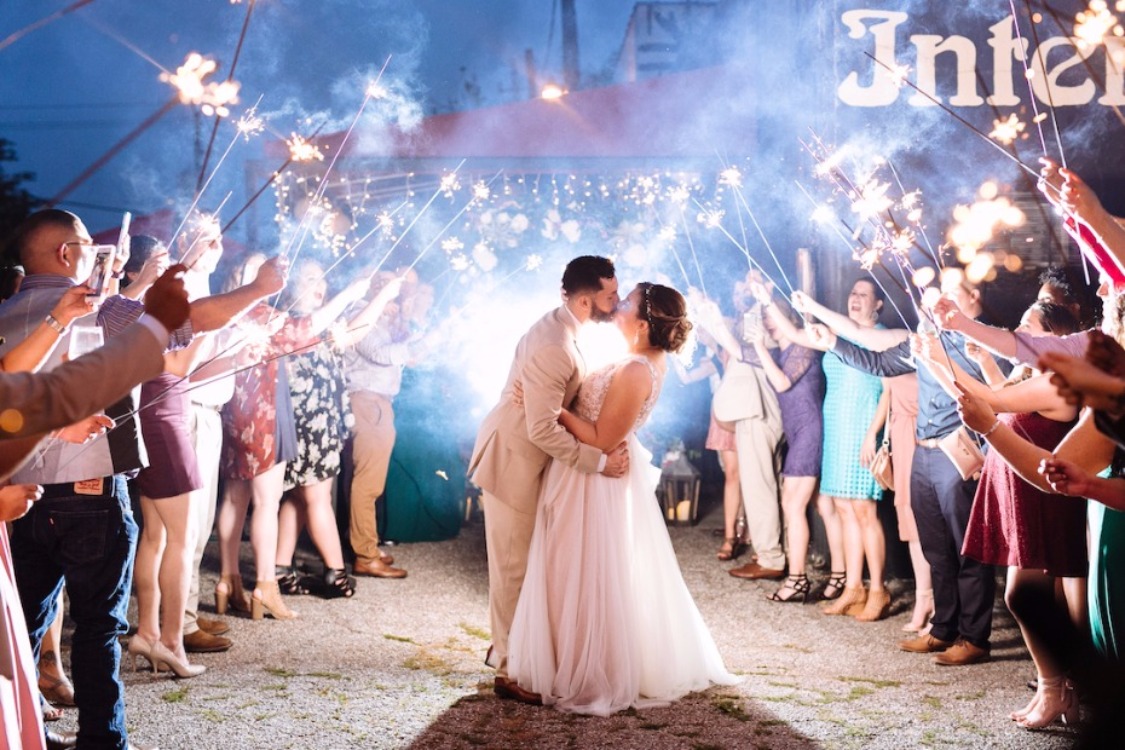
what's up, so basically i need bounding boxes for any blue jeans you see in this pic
[10,476,137,750]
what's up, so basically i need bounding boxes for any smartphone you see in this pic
[116,212,132,257]
[86,245,117,301]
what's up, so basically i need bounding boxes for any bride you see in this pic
[508,281,738,716]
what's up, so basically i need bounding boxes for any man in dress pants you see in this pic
[469,255,629,704]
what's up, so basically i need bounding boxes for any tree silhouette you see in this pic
[0,138,38,260]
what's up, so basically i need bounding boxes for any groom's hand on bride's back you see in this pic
[602,442,630,478]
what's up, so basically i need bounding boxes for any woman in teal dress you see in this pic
[766,277,891,621]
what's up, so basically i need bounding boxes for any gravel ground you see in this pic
[49,510,1082,749]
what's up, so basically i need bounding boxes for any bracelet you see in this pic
[980,420,1001,438]
[44,314,68,335]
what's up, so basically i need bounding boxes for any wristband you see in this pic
[44,314,68,335]
[980,420,1001,438]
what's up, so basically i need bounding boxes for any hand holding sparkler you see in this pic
[130,248,172,293]
[1040,350,1125,414]
[250,256,289,297]
[806,323,835,352]
[55,414,115,445]
[954,380,998,435]
[143,266,191,333]
[1039,457,1098,498]
[0,484,43,524]
[964,341,992,368]
[931,297,967,332]
[910,332,943,364]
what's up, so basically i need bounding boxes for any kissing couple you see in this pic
[469,255,738,716]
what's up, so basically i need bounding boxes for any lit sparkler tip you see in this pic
[911,266,936,288]
[988,113,1025,146]
[441,237,464,253]
[525,254,543,271]
[287,133,324,162]
[889,62,911,88]
[718,167,743,189]
[366,82,389,99]
[667,185,691,206]
[161,52,240,116]
[471,181,491,202]
[1075,1,1123,50]
[235,110,265,140]
[440,172,461,196]
[696,209,725,229]
[811,205,835,224]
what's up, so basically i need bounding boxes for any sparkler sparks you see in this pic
[160,53,241,117]
[440,172,462,197]
[1075,1,1125,50]
[287,133,324,162]
[718,167,743,189]
[850,178,893,223]
[235,109,265,140]
[471,181,491,202]
[888,62,912,88]
[697,208,725,228]
[946,183,1026,264]
[989,113,1026,145]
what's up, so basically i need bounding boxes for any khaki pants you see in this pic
[734,417,784,570]
[184,405,223,634]
[481,490,536,678]
[348,391,396,561]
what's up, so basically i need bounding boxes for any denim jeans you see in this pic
[10,476,137,750]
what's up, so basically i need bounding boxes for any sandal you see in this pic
[323,568,356,599]
[821,571,847,601]
[766,574,811,603]
[276,565,309,596]
[38,671,75,707]
[716,537,746,561]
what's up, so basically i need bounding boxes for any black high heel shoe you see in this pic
[323,568,356,599]
[821,571,847,600]
[766,574,811,603]
[276,565,308,596]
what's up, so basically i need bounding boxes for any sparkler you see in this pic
[989,113,1027,145]
[161,52,241,117]
[47,97,179,207]
[1074,0,1125,50]
[197,0,258,191]
[691,198,791,305]
[731,187,796,295]
[0,0,95,52]
[863,52,1041,181]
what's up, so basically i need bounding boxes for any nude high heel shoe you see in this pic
[251,580,299,621]
[854,588,891,622]
[1016,676,1079,729]
[127,634,156,673]
[822,585,866,616]
[215,574,251,615]
[903,588,934,632]
[150,641,205,679]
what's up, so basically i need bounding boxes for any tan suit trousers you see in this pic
[349,391,396,561]
[184,405,224,633]
[481,490,536,678]
[735,417,785,570]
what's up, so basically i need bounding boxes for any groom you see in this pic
[469,255,630,704]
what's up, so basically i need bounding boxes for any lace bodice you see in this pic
[573,355,663,432]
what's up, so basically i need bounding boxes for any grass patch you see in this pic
[838,676,901,689]
[955,690,986,701]
[781,643,814,654]
[458,622,490,640]
[713,696,752,721]
[264,666,296,678]
[304,671,343,680]
[404,649,453,676]
[161,686,189,703]
[921,695,942,709]
[383,633,415,644]
[262,682,289,692]
[200,708,224,723]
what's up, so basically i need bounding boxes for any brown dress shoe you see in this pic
[45,729,77,750]
[184,629,233,653]
[898,633,953,653]
[728,562,785,580]
[494,676,542,705]
[353,557,407,579]
[933,638,990,666]
[196,616,230,636]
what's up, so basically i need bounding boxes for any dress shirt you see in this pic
[1012,329,1091,368]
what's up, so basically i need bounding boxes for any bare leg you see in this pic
[1006,568,1078,724]
[853,499,886,593]
[816,493,844,574]
[299,479,346,569]
[149,492,195,659]
[834,498,864,590]
[905,540,935,631]
[249,462,286,583]
[781,476,818,575]
[217,479,252,579]
[718,449,743,558]
[276,492,302,569]
[134,496,167,645]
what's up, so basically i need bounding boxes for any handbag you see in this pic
[869,437,894,491]
[938,425,985,481]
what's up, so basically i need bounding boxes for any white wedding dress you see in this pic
[508,356,738,716]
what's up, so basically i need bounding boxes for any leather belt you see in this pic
[40,477,116,500]
[915,437,943,449]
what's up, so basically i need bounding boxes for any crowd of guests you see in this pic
[685,158,1125,737]
[5,154,1125,747]
[0,208,430,750]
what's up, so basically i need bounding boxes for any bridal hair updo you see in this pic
[638,282,693,353]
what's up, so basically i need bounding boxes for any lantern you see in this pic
[658,442,701,526]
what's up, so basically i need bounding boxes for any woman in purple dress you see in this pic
[752,296,825,602]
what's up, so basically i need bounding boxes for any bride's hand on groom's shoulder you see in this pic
[601,442,630,478]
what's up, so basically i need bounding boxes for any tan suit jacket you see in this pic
[0,321,165,480]
[469,306,602,514]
